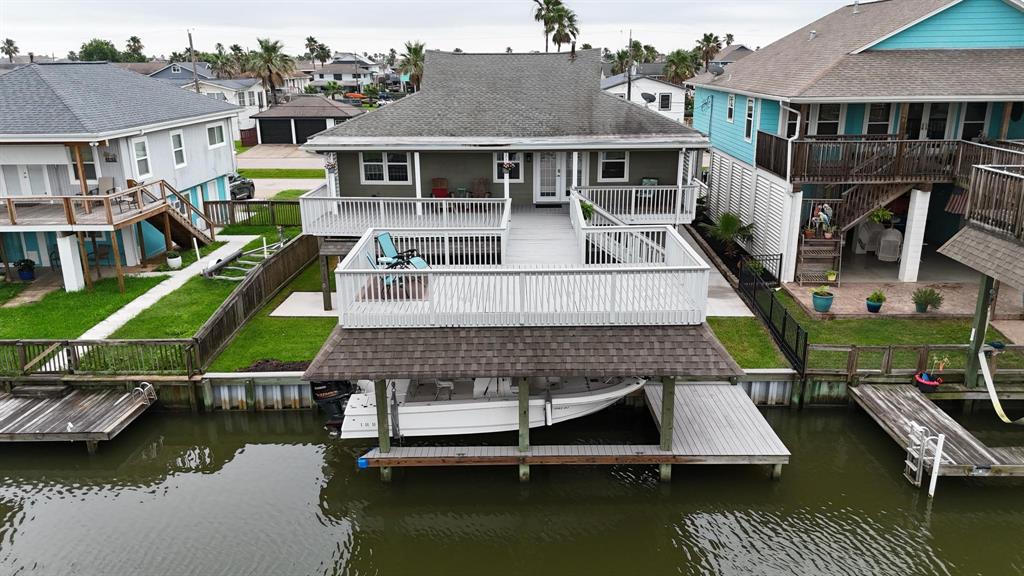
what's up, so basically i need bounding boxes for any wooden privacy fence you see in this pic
[805,343,1024,382]
[193,234,318,368]
[0,339,195,377]
[204,199,302,227]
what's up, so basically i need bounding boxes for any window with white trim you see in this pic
[131,137,152,178]
[171,64,181,73]
[248,91,255,106]
[70,146,97,182]
[814,103,842,135]
[784,110,800,138]
[659,93,672,111]
[207,123,226,148]
[170,130,187,168]
[597,151,629,182]
[960,102,989,140]
[360,152,411,184]
[726,94,735,123]
[744,97,755,141]
[492,152,524,183]
[865,103,893,135]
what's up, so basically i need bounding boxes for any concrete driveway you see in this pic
[237,144,324,170]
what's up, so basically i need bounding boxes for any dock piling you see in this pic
[374,379,392,482]
[518,377,530,482]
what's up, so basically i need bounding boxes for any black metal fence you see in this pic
[738,255,808,372]
[204,200,301,227]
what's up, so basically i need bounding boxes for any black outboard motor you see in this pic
[311,380,354,438]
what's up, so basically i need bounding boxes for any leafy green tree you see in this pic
[364,83,380,98]
[244,38,296,105]
[398,40,425,91]
[532,0,562,53]
[1,38,18,63]
[303,84,318,94]
[66,50,79,61]
[79,39,120,62]
[323,80,342,99]
[580,43,592,50]
[550,5,579,52]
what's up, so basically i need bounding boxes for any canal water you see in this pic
[1,405,1023,575]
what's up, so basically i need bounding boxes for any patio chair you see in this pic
[470,178,491,198]
[89,176,115,196]
[876,228,903,262]
[375,231,421,266]
[365,248,429,287]
[430,178,450,199]
[856,220,883,254]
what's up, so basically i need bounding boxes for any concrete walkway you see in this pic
[676,227,753,317]
[80,236,257,339]
[993,320,1024,344]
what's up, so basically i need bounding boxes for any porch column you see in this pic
[517,376,530,482]
[675,149,685,225]
[781,185,803,283]
[898,188,931,282]
[571,151,579,191]
[413,152,422,216]
[290,119,297,145]
[120,227,141,267]
[503,152,510,199]
[110,228,125,293]
[56,233,86,292]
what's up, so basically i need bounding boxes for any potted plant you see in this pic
[15,258,35,281]
[865,290,886,313]
[869,206,894,227]
[823,225,835,240]
[811,285,834,313]
[165,250,182,270]
[912,287,943,313]
[915,355,950,393]
[803,225,816,239]
[579,201,594,221]
[825,269,838,283]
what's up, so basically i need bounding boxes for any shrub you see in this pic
[912,287,944,310]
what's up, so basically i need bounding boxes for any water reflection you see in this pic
[0,407,1022,575]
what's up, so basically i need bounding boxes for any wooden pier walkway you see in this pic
[850,384,1024,477]
[0,388,153,453]
[358,382,789,473]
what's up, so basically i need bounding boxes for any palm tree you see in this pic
[124,36,145,61]
[209,53,236,78]
[2,38,18,63]
[642,44,658,63]
[245,38,296,105]
[662,49,695,85]
[697,33,722,71]
[398,40,425,91]
[725,33,734,46]
[550,5,579,52]
[323,80,342,99]
[305,36,319,69]
[699,212,754,257]
[532,0,562,53]
[387,48,397,66]
[580,43,592,50]
[610,49,630,75]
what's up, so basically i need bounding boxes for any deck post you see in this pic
[76,232,94,290]
[109,228,126,293]
[518,376,530,482]
[375,379,392,482]
[1000,101,1013,140]
[201,378,214,411]
[413,152,423,216]
[162,212,173,252]
[964,274,995,388]
[318,243,332,311]
[659,376,675,483]
[770,463,783,480]
[85,440,98,455]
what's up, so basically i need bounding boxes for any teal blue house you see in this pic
[688,0,1024,285]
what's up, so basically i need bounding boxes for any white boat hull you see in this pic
[339,378,644,439]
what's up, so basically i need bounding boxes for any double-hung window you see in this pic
[814,104,842,136]
[170,130,187,168]
[960,102,989,140]
[207,122,226,148]
[744,97,755,141]
[71,146,97,182]
[597,151,629,182]
[659,93,672,111]
[492,152,523,183]
[784,110,800,138]
[360,152,411,184]
[865,103,893,135]
[726,94,736,122]
[131,137,152,178]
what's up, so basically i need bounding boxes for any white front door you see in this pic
[534,151,566,204]
[0,165,48,196]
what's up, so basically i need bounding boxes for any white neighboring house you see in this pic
[601,74,688,124]
[312,63,377,91]
[178,78,267,138]
[282,72,312,94]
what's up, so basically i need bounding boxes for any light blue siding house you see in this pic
[688,0,1024,285]
[0,63,239,291]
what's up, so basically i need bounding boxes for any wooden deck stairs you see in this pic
[143,182,216,248]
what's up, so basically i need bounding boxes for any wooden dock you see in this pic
[358,383,789,475]
[0,388,153,453]
[850,384,1024,477]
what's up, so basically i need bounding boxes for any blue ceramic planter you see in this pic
[812,293,834,313]
[866,300,883,313]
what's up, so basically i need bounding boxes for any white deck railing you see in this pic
[300,186,511,236]
[574,184,700,225]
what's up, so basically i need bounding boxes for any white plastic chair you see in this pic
[856,220,883,254]
[877,228,903,262]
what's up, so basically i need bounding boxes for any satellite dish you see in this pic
[641,92,656,104]
[709,62,725,76]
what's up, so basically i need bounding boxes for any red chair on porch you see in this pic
[431,178,450,198]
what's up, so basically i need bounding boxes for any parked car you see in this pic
[229,172,255,200]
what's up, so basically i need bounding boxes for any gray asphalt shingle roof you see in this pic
[688,0,995,100]
[939,225,1024,291]
[308,49,702,145]
[0,62,239,137]
[252,95,364,119]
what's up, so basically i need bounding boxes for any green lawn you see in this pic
[238,168,325,179]
[208,263,336,372]
[234,140,251,155]
[0,282,25,306]
[271,189,308,200]
[0,276,167,339]
[152,241,226,272]
[111,276,237,339]
[707,316,789,369]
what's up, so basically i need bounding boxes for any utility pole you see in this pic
[626,29,633,102]
[187,30,200,94]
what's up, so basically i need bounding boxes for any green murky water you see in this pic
[1,405,1023,575]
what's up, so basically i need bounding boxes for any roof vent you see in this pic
[809,30,817,41]
[853,0,860,14]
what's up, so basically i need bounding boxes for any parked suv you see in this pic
[229,172,255,200]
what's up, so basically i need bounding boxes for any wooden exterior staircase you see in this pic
[143,181,216,248]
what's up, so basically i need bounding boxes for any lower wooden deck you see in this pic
[0,388,152,445]
[358,382,789,469]
[850,384,1024,477]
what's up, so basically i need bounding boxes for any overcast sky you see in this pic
[1,0,850,60]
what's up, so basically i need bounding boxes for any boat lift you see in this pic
[203,227,287,281]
